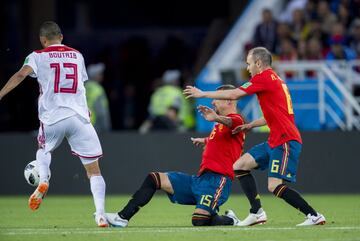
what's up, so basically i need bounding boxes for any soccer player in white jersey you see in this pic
[0,21,108,227]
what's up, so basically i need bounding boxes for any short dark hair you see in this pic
[39,21,62,40]
[216,84,236,91]
[249,47,272,66]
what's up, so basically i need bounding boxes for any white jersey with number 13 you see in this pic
[24,44,90,125]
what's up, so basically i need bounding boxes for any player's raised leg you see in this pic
[29,122,63,211]
[106,172,166,227]
[28,149,51,211]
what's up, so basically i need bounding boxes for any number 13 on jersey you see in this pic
[50,63,78,94]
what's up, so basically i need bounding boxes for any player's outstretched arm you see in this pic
[183,86,247,100]
[232,117,266,134]
[197,105,233,128]
[0,65,33,100]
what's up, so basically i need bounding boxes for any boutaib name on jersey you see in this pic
[48,52,77,59]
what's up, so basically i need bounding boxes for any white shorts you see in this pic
[37,115,103,164]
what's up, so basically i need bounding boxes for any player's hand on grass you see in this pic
[197,105,218,122]
[183,86,204,99]
[191,137,206,147]
[232,123,253,134]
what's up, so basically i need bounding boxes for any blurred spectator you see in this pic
[317,0,338,34]
[279,0,308,23]
[290,8,306,41]
[302,18,329,48]
[331,21,346,36]
[330,0,359,19]
[245,0,360,64]
[306,37,324,59]
[303,37,325,78]
[139,106,183,133]
[303,0,317,20]
[277,38,298,79]
[297,39,308,59]
[329,22,348,43]
[278,38,298,60]
[326,34,357,60]
[86,63,111,132]
[145,70,194,131]
[337,3,352,28]
[253,9,278,53]
[277,22,292,40]
[275,22,295,54]
[349,18,360,57]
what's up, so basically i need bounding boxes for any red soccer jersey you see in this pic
[239,68,302,148]
[199,113,245,180]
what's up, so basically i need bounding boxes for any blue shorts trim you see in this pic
[166,171,232,215]
[247,141,302,182]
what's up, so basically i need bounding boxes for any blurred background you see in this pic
[0,0,248,132]
[1,0,360,133]
[0,0,360,194]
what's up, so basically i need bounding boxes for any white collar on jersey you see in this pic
[48,44,64,47]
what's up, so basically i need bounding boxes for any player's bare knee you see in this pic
[233,160,246,170]
[158,173,174,194]
[84,160,101,178]
[268,178,283,193]
[268,183,277,193]
[233,161,251,171]
[233,153,256,171]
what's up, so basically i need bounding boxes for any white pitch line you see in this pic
[1,226,359,236]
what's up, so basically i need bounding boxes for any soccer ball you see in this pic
[24,160,51,187]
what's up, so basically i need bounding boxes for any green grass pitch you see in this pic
[0,194,359,241]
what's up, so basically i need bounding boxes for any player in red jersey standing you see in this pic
[184,47,326,226]
[105,85,246,227]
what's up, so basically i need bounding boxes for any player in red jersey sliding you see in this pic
[105,85,246,227]
[184,47,326,226]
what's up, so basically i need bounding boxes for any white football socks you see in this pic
[90,175,106,215]
[36,149,51,184]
